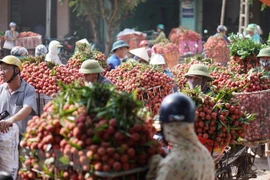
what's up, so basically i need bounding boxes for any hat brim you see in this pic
[111,45,130,52]
[257,52,270,57]
[185,73,213,81]
[245,27,255,32]
[79,67,105,74]
[257,54,266,58]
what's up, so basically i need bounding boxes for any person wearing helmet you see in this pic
[214,25,230,44]
[245,25,260,44]
[3,22,19,56]
[129,47,150,64]
[45,40,63,65]
[248,47,270,79]
[35,44,48,57]
[149,24,167,45]
[248,23,263,35]
[147,93,215,180]
[185,64,213,94]
[107,40,129,70]
[10,46,29,58]
[0,56,37,179]
[79,59,113,86]
[150,54,177,92]
[0,55,37,134]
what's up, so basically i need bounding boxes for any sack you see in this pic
[0,124,19,180]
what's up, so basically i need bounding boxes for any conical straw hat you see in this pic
[129,47,150,62]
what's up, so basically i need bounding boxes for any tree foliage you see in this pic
[59,0,146,55]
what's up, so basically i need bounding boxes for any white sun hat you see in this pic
[150,54,166,65]
[129,47,150,62]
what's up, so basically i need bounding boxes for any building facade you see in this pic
[0,0,269,45]
[0,0,69,39]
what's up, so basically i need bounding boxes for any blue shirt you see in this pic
[107,54,121,70]
[252,34,260,44]
[164,70,178,92]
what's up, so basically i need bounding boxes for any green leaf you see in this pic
[42,165,54,177]
[69,141,82,150]
[58,156,70,165]
[143,141,154,147]
[19,156,25,164]
[217,122,223,130]
[59,118,67,127]
[60,107,78,116]
[92,134,101,144]
[94,123,109,133]
[261,3,267,11]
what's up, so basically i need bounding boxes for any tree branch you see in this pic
[98,0,108,23]
[108,0,118,24]
[115,10,129,24]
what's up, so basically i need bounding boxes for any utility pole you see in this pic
[220,0,226,25]
[46,0,52,38]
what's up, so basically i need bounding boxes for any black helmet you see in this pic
[0,171,12,180]
[159,93,196,123]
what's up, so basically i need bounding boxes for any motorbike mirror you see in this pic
[203,29,208,34]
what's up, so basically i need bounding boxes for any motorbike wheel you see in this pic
[216,145,257,180]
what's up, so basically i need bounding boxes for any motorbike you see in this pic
[0,110,9,120]
[61,31,80,57]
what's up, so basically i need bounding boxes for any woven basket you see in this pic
[164,52,180,68]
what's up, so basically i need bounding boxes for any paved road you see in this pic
[251,156,270,180]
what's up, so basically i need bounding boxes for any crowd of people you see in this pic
[0,21,269,179]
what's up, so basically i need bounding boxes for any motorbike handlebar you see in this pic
[0,111,9,121]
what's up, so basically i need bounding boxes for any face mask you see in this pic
[57,47,61,54]
[187,78,202,89]
[84,81,93,88]
[260,60,270,67]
